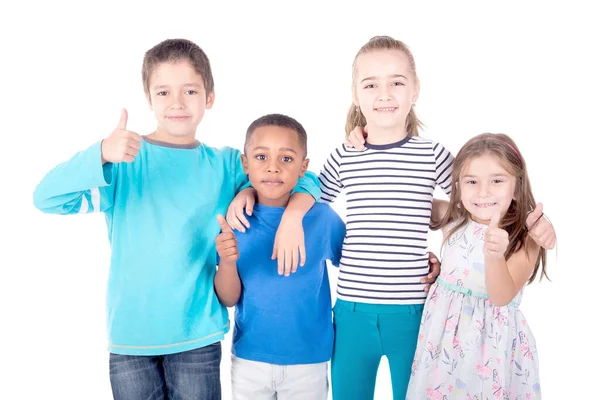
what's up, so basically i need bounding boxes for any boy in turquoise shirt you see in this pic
[33,39,320,399]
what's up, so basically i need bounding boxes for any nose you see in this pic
[170,91,185,109]
[267,159,280,173]
[478,182,490,197]
[378,85,391,101]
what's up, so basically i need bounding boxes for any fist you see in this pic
[484,211,509,259]
[216,215,239,262]
[101,109,142,164]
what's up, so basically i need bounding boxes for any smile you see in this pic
[167,116,190,121]
[374,107,398,112]
[474,202,497,208]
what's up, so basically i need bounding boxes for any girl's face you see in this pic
[147,60,214,142]
[459,153,517,225]
[353,50,419,134]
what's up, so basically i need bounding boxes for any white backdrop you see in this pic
[2,1,597,399]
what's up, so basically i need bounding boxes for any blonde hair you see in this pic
[432,133,548,284]
[345,36,423,138]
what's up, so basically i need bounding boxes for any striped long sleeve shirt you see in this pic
[319,135,454,304]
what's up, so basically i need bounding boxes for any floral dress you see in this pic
[407,219,541,400]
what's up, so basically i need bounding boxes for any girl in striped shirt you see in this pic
[320,36,556,400]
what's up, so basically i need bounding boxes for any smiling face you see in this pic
[146,60,214,143]
[353,49,419,138]
[459,152,517,224]
[242,125,309,207]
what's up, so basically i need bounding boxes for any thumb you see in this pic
[216,214,232,233]
[117,108,128,130]
[489,210,501,229]
[526,202,543,229]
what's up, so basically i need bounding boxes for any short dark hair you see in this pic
[142,38,214,96]
[244,114,308,157]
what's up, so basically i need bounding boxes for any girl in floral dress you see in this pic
[407,133,548,399]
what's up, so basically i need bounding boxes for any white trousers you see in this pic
[231,355,329,400]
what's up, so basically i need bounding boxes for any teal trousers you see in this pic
[331,299,423,400]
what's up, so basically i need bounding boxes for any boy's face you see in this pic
[147,60,214,143]
[242,126,309,208]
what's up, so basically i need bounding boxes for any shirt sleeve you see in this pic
[33,141,117,215]
[327,206,346,267]
[319,146,344,204]
[433,142,454,196]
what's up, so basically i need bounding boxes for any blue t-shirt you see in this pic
[232,202,346,365]
[33,137,321,356]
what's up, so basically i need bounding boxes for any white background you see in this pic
[2,1,598,398]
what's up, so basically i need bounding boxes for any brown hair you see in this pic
[432,133,547,284]
[142,39,214,97]
[345,36,423,138]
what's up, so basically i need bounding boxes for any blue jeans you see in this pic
[109,342,222,400]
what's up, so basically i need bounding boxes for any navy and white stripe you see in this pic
[319,135,454,304]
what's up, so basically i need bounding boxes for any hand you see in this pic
[216,215,239,262]
[421,252,441,291]
[526,202,556,250]
[344,125,367,150]
[101,109,142,164]
[484,211,509,259]
[226,188,256,232]
[272,214,306,276]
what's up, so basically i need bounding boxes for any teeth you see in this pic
[376,107,396,111]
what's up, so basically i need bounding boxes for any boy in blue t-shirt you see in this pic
[33,40,320,400]
[214,114,346,400]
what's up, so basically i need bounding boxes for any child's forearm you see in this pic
[485,258,519,306]
[284,192,315,220]
[214,261,242,307]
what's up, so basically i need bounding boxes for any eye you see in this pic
[281,156,293,163]
[492,179,504,184]
[392,81,405,86]
[255,155,266,161]
[364,84,376,89]
[157,91,168,96]
[466,180,477,185]
[185,90,198,95]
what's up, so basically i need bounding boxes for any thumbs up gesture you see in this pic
[216,215,239,262]
[525,202,556,250]
[484,211,509,259]
[101,109,143,164]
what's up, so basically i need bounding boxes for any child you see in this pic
[331,36,557,399]
[32,39,320,399]
[214,114,346,400]
[406,133,545,399]
[319,35,453,400]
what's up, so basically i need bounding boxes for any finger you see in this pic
[526,202,543,230]
[538,231,555,249]
[246,195,255,216]
[226,216,244,232]
[127,138,142,150]
[117,108,128,130]
[236,210,251,230]
[124,155,134,163]
[423,284,431,292]
[277,247,284,275]
[489,211,501,229]
[291,248,298,274]
[284,248,292,276]
[299,244,306,267]
[125,148,139,158]
[217,215,233,233]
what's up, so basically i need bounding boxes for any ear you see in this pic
[299,158,310,177]
[205,91,215,109]
[412,80,421,105]
[352,84,359,107]
[241,154,249,174]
